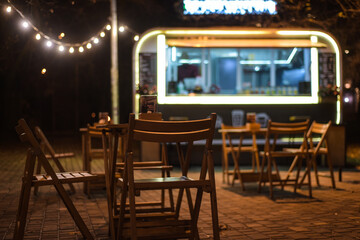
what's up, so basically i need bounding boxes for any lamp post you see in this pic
[110,0,119,123]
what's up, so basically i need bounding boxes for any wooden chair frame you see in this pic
[221,123,259,189]
[33,126,76,195]
[284,120,335,188]
[115,113,220,239]
[13,119,97,240]
[258,120,311,199]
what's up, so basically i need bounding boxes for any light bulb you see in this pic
[35,34,41,40]
[93,38,99,44]
[134,35,139,41]
[46,41,52,47]
[119,26,125,32]
[106,24,111,31]
[79,46,84,52]
[69,47,74,53]
[6,6,12,13]
[100,32,105,38]
[58,46,65,52]
[22,21,29,28]
[41,68,46,74]
[86,43,92,49]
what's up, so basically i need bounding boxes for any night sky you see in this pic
[0,0,359,141]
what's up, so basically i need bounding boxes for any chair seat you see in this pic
[32,172,98,186]
[45,152,75,159]
[119,176,211,190]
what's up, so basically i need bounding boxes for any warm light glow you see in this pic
[35,33,41,40]
[22,21,29,28]
[58,45,64,52]
[41,68,46,74]
[86,43,92,49]
[345,82,351,89]
[119,26,125,32]
[93,38,99,44]
[79,46,84,52]
[157,34,166,103]
[100,32,105,37]
[134,35,139,41]
[106,24,111,30]
[69,47,74,53]
[46,41,52,47]
[344,97,350,103]
[6,6,12,13]
[60,32,65,38]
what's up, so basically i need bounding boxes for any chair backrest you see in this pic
[308,120,332,153]
[256,112,270,128]
[127,113,217,173]
[265,120,310,151]
[231,110,245,126]
[34,126,57,158]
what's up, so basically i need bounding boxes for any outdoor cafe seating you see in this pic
[102,113,220,239]
[258,120,312,198]
[283,120,335,189]
[14,119,98,239]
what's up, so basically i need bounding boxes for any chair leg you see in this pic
[327,154,336,189]
[258,155,266,193]
[33,157,42,195]
[312,156,320,187]
[267,156,274,199]
[14,152,36,240]
[306,157,312,198]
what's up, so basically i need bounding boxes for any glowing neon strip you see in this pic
[157,35,166,103]
[134,30,163,113]
[158,96,318,105]
[277,30,342,124]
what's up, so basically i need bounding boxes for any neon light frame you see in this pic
[133,28,342,123]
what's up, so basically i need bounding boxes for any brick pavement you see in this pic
[1,140,360,239]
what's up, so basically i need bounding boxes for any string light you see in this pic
[41,68,46,74]
[4,0,140,55]
[46,41,52,48]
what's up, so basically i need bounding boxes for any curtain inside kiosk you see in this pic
[133,28,342,124]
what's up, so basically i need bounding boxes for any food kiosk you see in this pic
[133,27,342,125]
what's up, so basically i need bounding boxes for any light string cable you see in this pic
[4,0,140,53]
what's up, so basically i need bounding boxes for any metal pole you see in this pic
[110,0,119,123]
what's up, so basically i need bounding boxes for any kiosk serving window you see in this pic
[166,47,312,96]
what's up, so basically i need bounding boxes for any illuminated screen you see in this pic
[183,0,277,15]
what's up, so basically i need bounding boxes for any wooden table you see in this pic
[219,127,267,190]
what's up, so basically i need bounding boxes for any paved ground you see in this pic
[1,139,360,239]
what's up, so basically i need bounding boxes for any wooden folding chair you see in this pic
[14,119,97,240]
[283,120,335,188]
[258,120,311,199]
[113,113,220,239]
[221,124,258,187]
[33,126,76,195]
[101,115,175,239]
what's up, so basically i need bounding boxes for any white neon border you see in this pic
[157,31,320,105]
[134,29,342,123]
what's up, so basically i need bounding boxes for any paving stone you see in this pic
[1,140,360,239]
